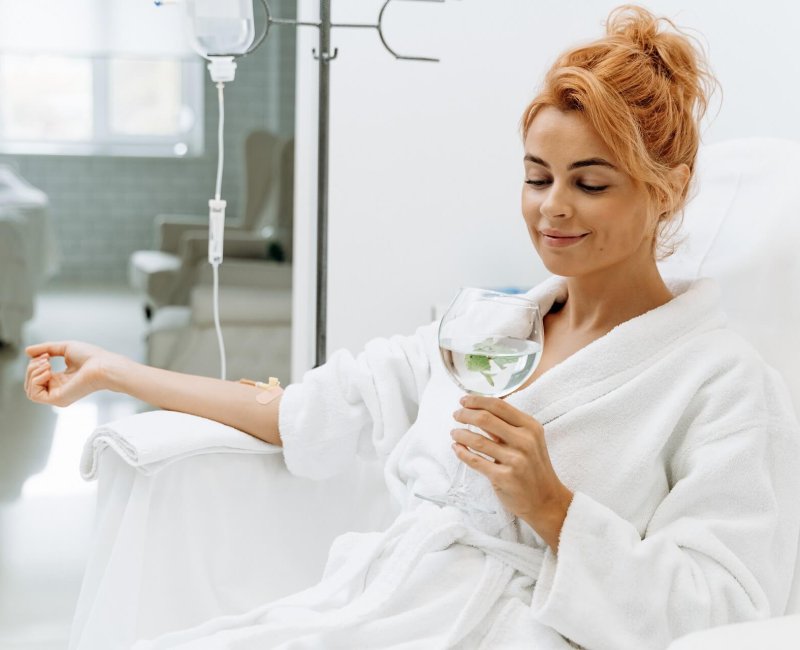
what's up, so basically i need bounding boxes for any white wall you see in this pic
[291,0,800,379]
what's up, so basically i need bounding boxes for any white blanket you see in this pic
[134,275,800,650]
[80,410,281,480]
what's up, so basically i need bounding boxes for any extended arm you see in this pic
[24,341,282,446]
[25,318,438,471]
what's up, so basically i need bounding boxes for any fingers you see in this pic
[31,364,50,386]
[453,405,518,445]
[25,356,53,403]
[452,442,500,479]
[24,354,48,392]
[460,395,530,428]
[25,341,67,359]
[451,427,513,464]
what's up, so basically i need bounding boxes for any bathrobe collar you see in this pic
[506,275,727,424]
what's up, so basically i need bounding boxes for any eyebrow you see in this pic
[524,154,617,171]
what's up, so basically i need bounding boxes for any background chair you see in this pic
[69,138,800,649]
[130,131,294,380]
[0,165,59,347]
[128,130,294,315]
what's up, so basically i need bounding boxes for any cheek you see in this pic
[596,209,652,254]
[521,196,543,245]
[521,189,541,223]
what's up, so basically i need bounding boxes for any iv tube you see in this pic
[208,81,227,380]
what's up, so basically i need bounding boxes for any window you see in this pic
[0,0,204,158]
[0,54,203,157]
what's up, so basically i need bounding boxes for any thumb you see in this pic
[25,341,68,359]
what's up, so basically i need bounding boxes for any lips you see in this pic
[539,229,590,238]
[538,229,590,248]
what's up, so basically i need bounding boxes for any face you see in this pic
[521,106,659,279]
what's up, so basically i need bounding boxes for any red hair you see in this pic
[521,5,718,258]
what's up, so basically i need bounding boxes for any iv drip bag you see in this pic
[185,0,255,57]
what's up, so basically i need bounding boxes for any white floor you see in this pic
[0,285,150,650]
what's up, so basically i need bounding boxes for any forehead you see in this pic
[524,106,615,164]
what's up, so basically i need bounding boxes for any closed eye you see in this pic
[524,179,609,194]
[580,183,609,193]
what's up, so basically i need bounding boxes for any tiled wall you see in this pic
[0,0,296,286]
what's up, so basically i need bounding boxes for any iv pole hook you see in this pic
[376,0,446,62]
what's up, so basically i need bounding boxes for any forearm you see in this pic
[104,358,283,446]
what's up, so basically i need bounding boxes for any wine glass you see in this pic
[414,287,544,514]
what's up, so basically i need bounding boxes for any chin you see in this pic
[535,250,583,278]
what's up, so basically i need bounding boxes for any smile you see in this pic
[539,232,590,248]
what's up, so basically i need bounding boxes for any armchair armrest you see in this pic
[155,214,207,254]
[177,230,275,269]
[194,258,292,290]
[80,410,280,480]
[157,215,269,256]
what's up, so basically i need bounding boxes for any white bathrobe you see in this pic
[135,276,800,650]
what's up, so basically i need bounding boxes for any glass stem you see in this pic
[446,423,481,495]
[447,460,469,495]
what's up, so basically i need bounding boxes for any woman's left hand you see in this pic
[452,394,573,551]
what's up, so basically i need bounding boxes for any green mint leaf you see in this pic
[481,371,495,386]
[465,354,491,372]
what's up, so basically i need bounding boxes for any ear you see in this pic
[655,163,691,219]
[669,163,691,196]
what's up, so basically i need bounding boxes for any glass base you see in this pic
[413,489,496,515]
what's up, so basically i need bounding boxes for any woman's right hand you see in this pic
[24,341,128,407]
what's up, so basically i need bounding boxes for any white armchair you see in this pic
[70,138,800,650]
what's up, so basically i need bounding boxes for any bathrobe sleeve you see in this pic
[277,320,438,480]
[530,375,800,649]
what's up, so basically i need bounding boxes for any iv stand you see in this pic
[316,0,332,370]
[254,0,451,367]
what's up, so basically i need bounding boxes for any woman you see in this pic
[24,6,800,649]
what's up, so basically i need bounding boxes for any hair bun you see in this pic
[608,4,661,51]
[605,4,714,118]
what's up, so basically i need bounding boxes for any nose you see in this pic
[539,181,572,220]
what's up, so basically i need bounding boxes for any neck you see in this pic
[559,254,673,335]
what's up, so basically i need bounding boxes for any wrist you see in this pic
[100,353,138,393]
[524,485,574,553]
